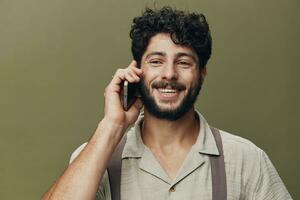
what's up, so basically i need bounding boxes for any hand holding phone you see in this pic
[103,60,143,128]
[121,80,140,111]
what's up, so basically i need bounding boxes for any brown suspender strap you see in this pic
[210,126,227,200]
[107,135,127,200]
[107,127,227,200]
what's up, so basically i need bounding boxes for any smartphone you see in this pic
[121,80,140,111]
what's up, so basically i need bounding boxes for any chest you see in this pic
[151,150,189,180]
[118,156,249,200]
[121,157,212,200]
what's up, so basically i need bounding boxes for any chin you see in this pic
[145,100,191,121]
[155,101,182,111]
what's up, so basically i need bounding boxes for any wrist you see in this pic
[93,117,127,146]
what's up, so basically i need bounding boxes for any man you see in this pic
[42,7,292,200]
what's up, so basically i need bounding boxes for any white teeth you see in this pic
[158,88,177,93]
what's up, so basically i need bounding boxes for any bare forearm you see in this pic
[43,118,126,200]
[43,61,143,199]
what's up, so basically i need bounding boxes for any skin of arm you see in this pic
[42,61,143,200]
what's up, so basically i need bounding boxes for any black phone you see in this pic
[121,80,140,111]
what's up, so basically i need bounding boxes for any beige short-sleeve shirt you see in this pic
[69,110,292,200]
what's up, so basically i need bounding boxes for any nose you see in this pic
[161,63,178,80]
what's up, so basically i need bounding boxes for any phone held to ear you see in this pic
[121,80,140,111]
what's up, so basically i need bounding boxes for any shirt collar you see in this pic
[122,109,219,159]
[122,112,145,159]
[193,109,219,155]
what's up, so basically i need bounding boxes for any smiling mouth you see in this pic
[158,88,178,93]
[151,81,186,100]
[154,87,182,99]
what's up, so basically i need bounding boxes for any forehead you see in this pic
[143,33,198,61]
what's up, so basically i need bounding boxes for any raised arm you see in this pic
[42,61,143,200]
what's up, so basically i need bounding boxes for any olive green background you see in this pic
[0,0,299,199]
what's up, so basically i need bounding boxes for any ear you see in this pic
[200,67,207,80]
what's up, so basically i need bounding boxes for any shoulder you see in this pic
[217,129,265,194]
[218,129,264,158]
[218,129,292,199]
[218,129,265,181]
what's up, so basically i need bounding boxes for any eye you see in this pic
[148,59,163,67]
[177,60,193,68]
[178,61,190,65]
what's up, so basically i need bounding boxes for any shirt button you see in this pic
[170,186,176,192]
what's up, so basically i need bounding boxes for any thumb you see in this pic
[126,98,143,124]
[131,98,143,112]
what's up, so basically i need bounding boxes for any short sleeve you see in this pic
[69,143,111,200]
[254,150,293,200]
[69,142,88,164]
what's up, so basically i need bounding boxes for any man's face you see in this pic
[139,33,206,120]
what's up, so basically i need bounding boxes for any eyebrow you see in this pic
[145,51,166,59]
[145,51,197,63]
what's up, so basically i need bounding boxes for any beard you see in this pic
[138,78,202,121]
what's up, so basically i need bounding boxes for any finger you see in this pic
[124,72,136,83]
[131,66,143,76]
[127,68,141,82]
[129,61,143,74]
[128,60,137,68]
[106,69,127,95]
[111,68,126,85]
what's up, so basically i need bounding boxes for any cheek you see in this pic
[181,72,198,85]
[141,68,161,83]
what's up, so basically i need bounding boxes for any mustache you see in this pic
[151,81,186,91]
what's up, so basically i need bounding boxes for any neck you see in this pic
[141,108,200,151]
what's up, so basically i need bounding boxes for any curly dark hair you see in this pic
[130,6,212,69]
